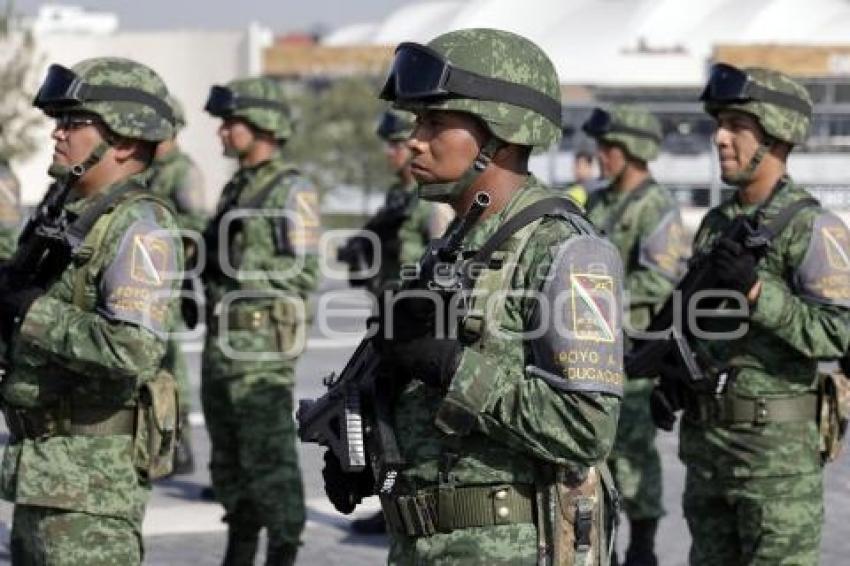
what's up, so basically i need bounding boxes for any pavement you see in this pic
[0,286,847,565]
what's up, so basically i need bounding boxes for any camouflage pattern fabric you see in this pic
[680,178,850,564]
[387,177,622,563]
[201,153,320,548]
[396,28,562,150]
[0,175,183,561]
[704,67,812,145]
[0,161,22,261]
[11,504,143,565]
[59,57,174,142]
[593,105,662,163]
[225,77,293,141]
[586,180,684,521]
[144,147,208,410]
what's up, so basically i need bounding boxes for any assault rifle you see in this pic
[625,214,772,387]
[298,192,490,483]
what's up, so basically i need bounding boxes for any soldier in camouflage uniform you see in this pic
[202,77,320,565]
[582,105,686,566]
[0,159,22,261]
[672,63,850,565]
[0,57,183,564]
[323,29,624,565]
[145,94,208,475]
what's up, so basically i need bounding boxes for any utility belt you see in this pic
[380,483,535,537]
[209,307,273,334]
[687,389,817,426]
[4,404,135,443]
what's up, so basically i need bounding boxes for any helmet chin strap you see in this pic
[47,141,110,184]
[723,138,773,187]
[418,137,503,203]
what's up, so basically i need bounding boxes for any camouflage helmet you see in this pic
[380,28,562,150]
[582,105,662,162]
[33,57,174,142]
[701,63,812,145]
[377,109,415,141]
[205,77,293,141]
[167,93,186,132]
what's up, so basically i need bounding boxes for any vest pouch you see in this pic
[554,466,604,566]
[134,369,179,480]
[818,371,850,464]
[270,299,305,356]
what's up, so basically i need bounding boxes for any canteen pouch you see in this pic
[134,369,179,480]
[818,371,850,464]
[270,299,305,356]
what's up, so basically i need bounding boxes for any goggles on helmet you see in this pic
[204,85,288,117]
[379,42,562,127]
[376,112,410,140]
[581,108,661,142]
[700,63,812,117]
[34,64,174,125]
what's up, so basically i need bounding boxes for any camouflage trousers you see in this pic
[607,380,663,520]
[201,369,305,547]
[683,468,823,566]
[388,523,538,565]
[10,504,142,565]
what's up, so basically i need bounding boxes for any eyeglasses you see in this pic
[54,114,98,131]
[379,42,563,127]
[700,63,812,117]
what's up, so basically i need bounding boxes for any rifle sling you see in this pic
[64,183,147,251]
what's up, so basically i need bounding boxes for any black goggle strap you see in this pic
[72,84,174,125]
[702,79,812,118]
[584,109,661,143]
[606,123,661,143]
[208,87,287,115]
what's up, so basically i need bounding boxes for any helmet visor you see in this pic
[380,42,562,127]
[33,64,85,110]
[581,108,613,137]
[700,63,812,117]
[205,85,237,116]
[376,111,410,140]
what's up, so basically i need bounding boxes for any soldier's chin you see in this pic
[720,170,747,187]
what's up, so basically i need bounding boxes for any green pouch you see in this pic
[270,299,305,355]
[817,371,849,464]
[133,369,179,480]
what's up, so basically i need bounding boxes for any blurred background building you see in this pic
[5,0,850,223]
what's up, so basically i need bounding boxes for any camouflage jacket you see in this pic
[144,147,207,235]
[393,176,623,491]
[202,154,320,379]
[0,163,22,261]
[586,179,685,332]
[0,175,183,519]
[680,177,850,478]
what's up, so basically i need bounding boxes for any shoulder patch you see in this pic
[284,179,320,255]
[639,208,687,281]
[527,235,625,397]
[794,211,850,307]
[99,218,179,334]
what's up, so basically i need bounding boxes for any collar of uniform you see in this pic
[237,155,292,204]
[462,174,550,251]
[65,175,141,216]
[152,146,181,168]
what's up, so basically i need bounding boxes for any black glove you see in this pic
[321,450,375,515]
[384,337,462,389]
[376,290,444,344]
[0,287,44,343]
[713,238,759,295]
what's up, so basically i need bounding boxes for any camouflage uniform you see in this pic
[374,29,624,565]
[201,78,320,563]
[680,66,850,565]
[0,160,22,261]
[0,58,182,564]
[584,106,686,556]
[144,94,207,472]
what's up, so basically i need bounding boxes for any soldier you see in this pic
[348,108,450,535]
[322,28,624,564]
[582,104,685,566]
[202,77,320,565]
[0,57,183,563]
[145,94,208,475]
[671,63,850,564]
[0,158,22,261]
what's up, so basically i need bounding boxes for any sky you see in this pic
[16,0,419,34]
